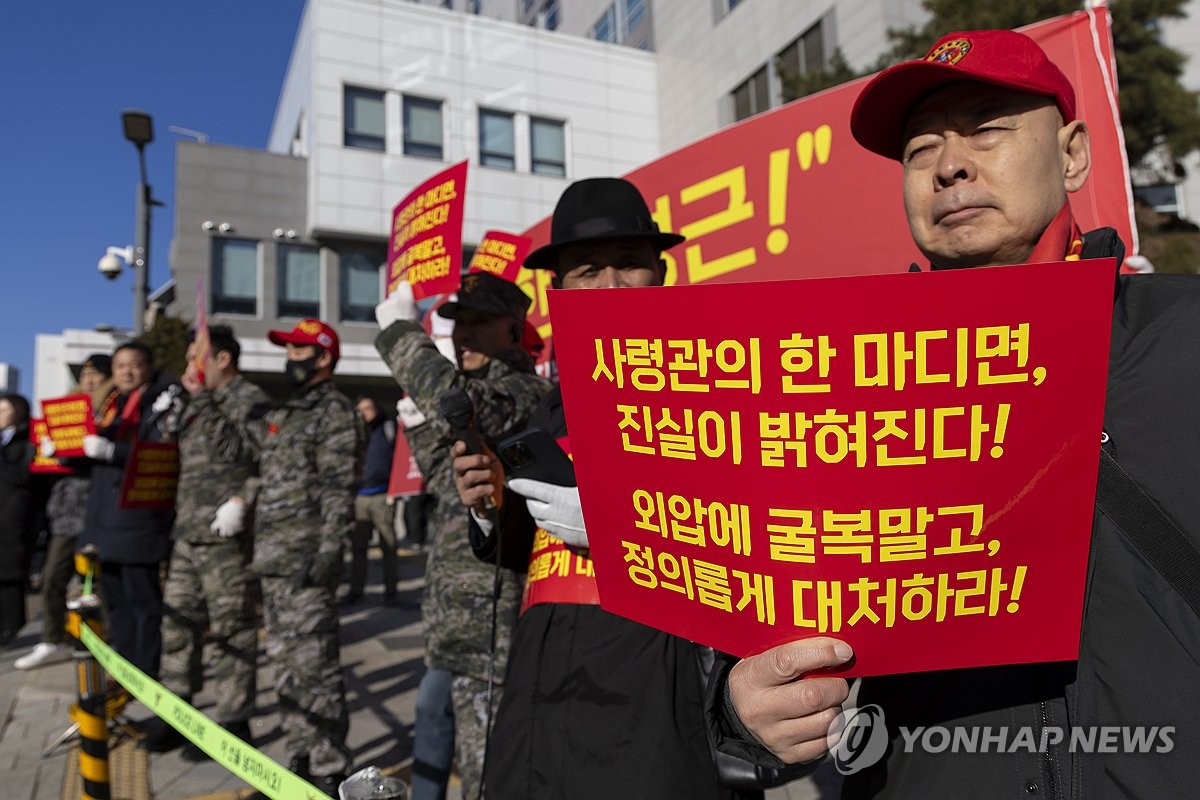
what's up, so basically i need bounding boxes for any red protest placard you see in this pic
[549,259,1115,677]
[387,160,469,299]
[515,9,1133,346]
[29,418,72,475]
[467,231,533,283]
[118,441,180,510]
[40,394,95,458]
[387,427,425,499]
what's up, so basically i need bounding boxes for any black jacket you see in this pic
[79,375,178,565]
[471,387,762,799]
[707,230,1200,798]
[0,422,36,583]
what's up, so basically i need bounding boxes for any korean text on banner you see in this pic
[29,418,72,474]
[118,440,180,510]
[40,394,96,458]
[515,9,1132,346]
[549,259,1115,677]
[467,231,533,283]
[387,160,469,299]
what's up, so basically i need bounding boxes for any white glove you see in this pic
[210,498,246,538]
[508,478,589,548]
[82,434,116,462]
[40,436,56,458]
[396,396,427,428]
[375,281,418,329]
[152,388,174,414]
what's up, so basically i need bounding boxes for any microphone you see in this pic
[439,387,494,510]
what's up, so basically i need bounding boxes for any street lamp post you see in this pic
[121,110,161,336]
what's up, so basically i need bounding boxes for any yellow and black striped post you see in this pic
[66,547,110,800]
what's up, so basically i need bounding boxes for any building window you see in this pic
[593,5,616,42]
[530,117,566,176]
[344,86,385,151]
[340,248,383,322]
[403,96,443,159]
[211,239,258,316]
[543,0,559,30]
[732,66,769,122]
[622,0,645,36]
[778,18,827,81]
[522,0,535,13]
[479,109,515,170]
[469,0,481,12]
[278,244,320,319]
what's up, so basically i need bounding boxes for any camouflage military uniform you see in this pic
[160,374,270,725]
[251,379,363,778]
[376,319,551,800]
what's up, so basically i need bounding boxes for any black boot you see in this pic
[137,716,185,753]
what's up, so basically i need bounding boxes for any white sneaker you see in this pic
[14,642,72,670]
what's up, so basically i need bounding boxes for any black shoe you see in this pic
[138,716,185,753]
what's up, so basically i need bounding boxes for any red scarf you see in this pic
[1026,203,1084,264]
[115,386,144,441]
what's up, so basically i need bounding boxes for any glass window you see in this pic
[802,19,826,73]
[593,5,616,42]
[543,0,559,30]
[622,0,645,35]
[732,66,769,122]
[479,109,515,170]
[1134,183,1181,214]
[278,244,320,318]
[344,86,385,151]
[340,248,383,322]
[469,0,481,13]
[403,96,443,159]
[531,117,566,177]
[211,239,258,315]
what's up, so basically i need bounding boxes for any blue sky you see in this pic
[0,2,305,396]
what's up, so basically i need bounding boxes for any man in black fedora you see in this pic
[452,177,764,798]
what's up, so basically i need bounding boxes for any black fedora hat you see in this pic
[524,178,686,271]
[437,271,531,321]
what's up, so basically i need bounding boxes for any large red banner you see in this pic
[387,161,469,299]
[516,8,1131,345]
[549,258,1115,677]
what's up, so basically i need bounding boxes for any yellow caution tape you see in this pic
[78,624,329,800]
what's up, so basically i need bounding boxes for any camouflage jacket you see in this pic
[376,320,552,681]
[174,374,271,544]
[250,380,363,577]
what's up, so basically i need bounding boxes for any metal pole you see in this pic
[132,148,150,336]
[67,548,110,800]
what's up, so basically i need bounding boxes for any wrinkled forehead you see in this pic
[902,81,1059,142]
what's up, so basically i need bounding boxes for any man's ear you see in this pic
[315,348,334,371]
[1061,120,1091,193]
[215,350,233,372]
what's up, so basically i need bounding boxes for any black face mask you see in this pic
[285,356,319,388]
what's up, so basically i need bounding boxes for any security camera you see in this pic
[98,253,124,280]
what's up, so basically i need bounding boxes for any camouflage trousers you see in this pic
[160,537,259,724]
[450,674,502,800]
[260,575,351,778]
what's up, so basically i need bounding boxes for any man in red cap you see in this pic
[709,29,1200,798]
[247,318,363,797]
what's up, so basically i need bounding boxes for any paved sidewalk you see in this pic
[0,551,836,799]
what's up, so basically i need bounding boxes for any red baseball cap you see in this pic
[268,318,341,361]
[850,29,1076,161]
